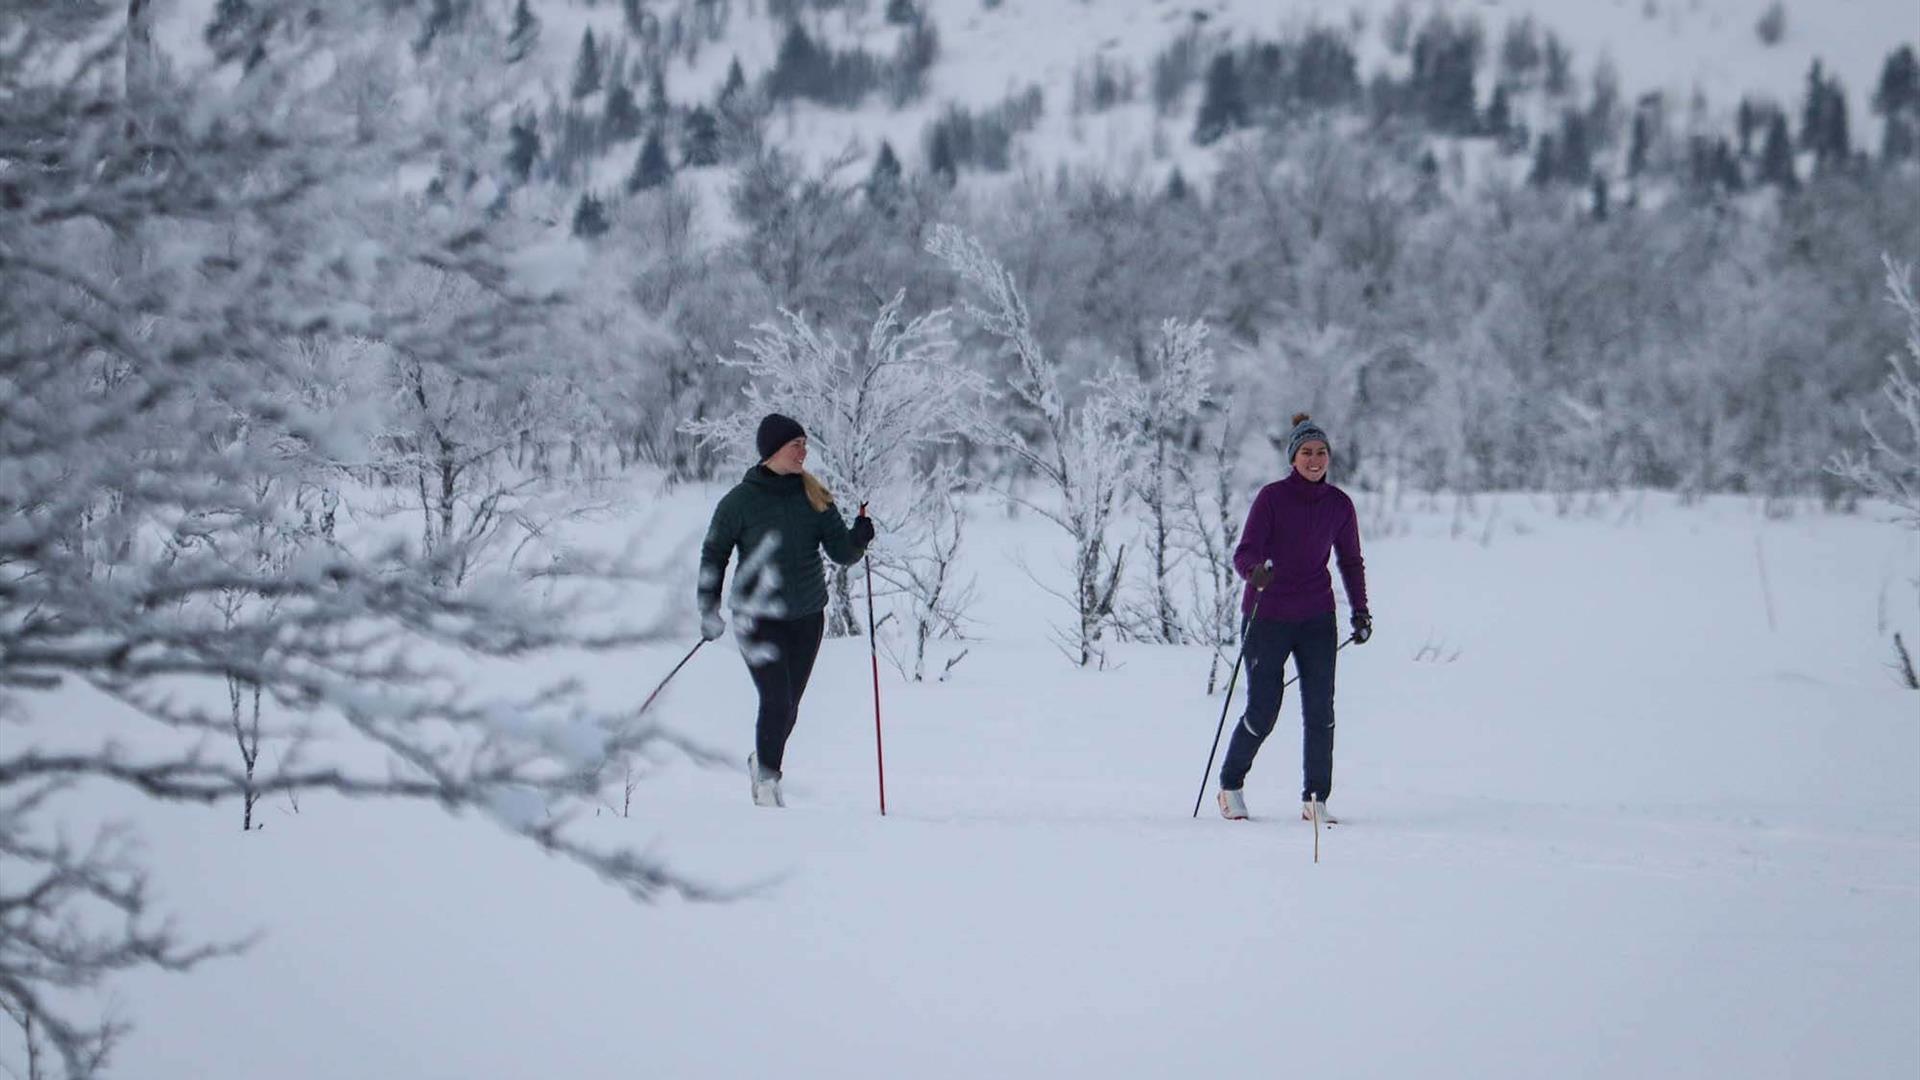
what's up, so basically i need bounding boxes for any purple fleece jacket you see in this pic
[1232,471,1369,621]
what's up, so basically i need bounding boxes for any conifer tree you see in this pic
[1873,45,1919,161]
[721,56,748,104]
[628,128,673,192]
[506,113,541,184]
[928,125,958,185]
[1411,14,1480,133]
[1875,46,1919,117]
[649,69,670,116]
[1529,132,1557,187]
[1628,109,1651,177]
[1759,111,1798,189]
[1543,32,1572,96]
[1193,53,1246,145]
[1799,63,1852,170]
[622,0,650,37]
[682,106,722,167]
[204,0,254,61]
[604,81,643,141]
[1737,98,1761,157]
[1713,139,1745,192]
[1486,83,1512,141]
[769,23,822,102]
[867,139,904,207]
[1800,62,1832,155]
[507,0,540,63]
[572,191,610,238]
[1166,167,1189,202]
[571,28,603,100]
[413,0,457,56]
[1557,110,1593,183]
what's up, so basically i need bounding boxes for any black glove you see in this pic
[699,604,727,642]
[1248,563,1274,591]
[1351,612,1372,645]
[850,514,875,548]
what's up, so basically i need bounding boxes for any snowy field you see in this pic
[87,482,1919,1079]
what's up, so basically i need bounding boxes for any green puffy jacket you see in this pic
[698,466,867,621]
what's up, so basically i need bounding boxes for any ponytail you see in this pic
[801,471,833,513]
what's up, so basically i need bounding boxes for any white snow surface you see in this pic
[89,482,1919,1079]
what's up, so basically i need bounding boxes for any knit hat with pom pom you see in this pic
[1284,412,1331,463]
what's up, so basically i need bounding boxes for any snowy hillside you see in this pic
[150,0,1916,187]
[102,485,1919,1078]
[464,0,1917,181]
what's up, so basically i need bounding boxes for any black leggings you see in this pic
[741,612,825,775]
[1218,611,1338,801]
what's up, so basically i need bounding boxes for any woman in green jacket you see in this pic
[698,414,873,807]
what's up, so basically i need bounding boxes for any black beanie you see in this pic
[755,413,806,461]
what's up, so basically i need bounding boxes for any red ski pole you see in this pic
[861,504,887,816]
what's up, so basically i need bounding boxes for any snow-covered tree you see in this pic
[1834,258,1920,529]
[629,128,673,191]
[506,111,542,184]
[507,0,541,63]
[877,460,979,682]
[1176,406,1248,694]
[1193,53,1246,145]
[684,292,989,636]
[0,8,702,1074]
[867,139,905,209]
[930,226,1137,667]
[1114,320,1216,644]
[572,28,604,100]
[682,105,722,166]
[604,80,644,141]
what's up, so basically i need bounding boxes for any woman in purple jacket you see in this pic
[1216,413,1372,824]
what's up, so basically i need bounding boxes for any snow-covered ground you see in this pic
[102,482,1918,1078]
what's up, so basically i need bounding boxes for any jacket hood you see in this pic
[742,464,804,493]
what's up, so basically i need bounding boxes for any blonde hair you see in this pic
[802,471,833,512]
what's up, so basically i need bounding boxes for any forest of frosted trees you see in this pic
[492,1,1920,503]
[3,1,1918,1075]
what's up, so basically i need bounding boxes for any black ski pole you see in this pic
[637,639,706,718]
[1281,636,1355,690]
[1191,562,1270,818]
[861,504,886,816]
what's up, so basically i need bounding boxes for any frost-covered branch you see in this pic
[0,7,704,1075]
[1833,257,1920,529]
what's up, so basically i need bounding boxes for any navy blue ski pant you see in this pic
[741,612,824,775]
[1218,611,1338,801]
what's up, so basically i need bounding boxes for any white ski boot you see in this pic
[1301,797,1338,825]
[748,753,785,808]
[1217,788,1249,821]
